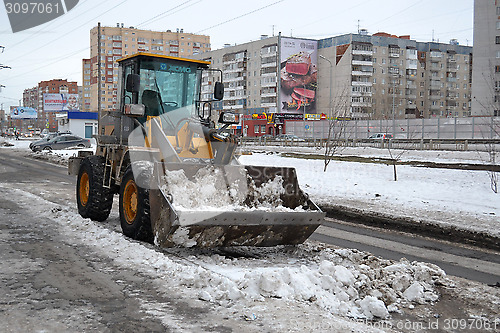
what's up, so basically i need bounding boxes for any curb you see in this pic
[319,204,500,252]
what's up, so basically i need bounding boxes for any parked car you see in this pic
[276,134,304,141]
[368,133,393,140]
[29,132,60,149]
[30,134,91,152]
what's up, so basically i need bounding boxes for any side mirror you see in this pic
[214,81,224,100]
[218,112,239,124]
[126,74,140,93]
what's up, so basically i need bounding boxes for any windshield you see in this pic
[137,60,201,128]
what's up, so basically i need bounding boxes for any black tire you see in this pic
[119,166,153,242]
[76,155,114,221]
[43,146,52,152]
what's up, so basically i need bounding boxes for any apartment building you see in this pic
[23,79,79,130]
[317,32,472,120]
[471,0,499,116]
[194,35,322,136]
[83,24,211,112]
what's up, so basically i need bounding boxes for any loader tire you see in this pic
[119,166,153,243]
[77,155,114,222]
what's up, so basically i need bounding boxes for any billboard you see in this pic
[280,37,318,114]
[43,93,79,112]
[11,107,37,119]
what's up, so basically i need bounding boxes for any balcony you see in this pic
[406,83,417,89]
[261,62,276,68]
[429,94,441,100]
[351,80,372,87]
[352,70,372,76]
[352,60,373,66]
[389,48,400,58]
[352,49,373,56]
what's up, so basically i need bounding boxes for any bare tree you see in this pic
[323,85,351,172]
[473,67,500,193]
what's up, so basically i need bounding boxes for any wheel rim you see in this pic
[79,172,89,206]
[123,179,138,224]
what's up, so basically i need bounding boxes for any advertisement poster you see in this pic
[43,93,79,112]
[10,107,37,119]
[280,37,318,114]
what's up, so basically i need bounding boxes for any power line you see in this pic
[3,0,131,65]
[368,0,427,28]
[196,0,285,33]
[136,0,201,28]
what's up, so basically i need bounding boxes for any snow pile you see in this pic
[160,165,296,212]
[40,201,447,321]
[160,166,239,210]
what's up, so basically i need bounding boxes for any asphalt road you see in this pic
[3,147,498,287]
[0,147,498,332]
[0,148,258,332]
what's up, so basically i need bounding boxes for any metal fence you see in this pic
[286,116,500,140]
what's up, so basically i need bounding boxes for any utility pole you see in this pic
[97,22,102,134]
[319,55,333,117]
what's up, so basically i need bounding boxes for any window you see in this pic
[260,125,266,133]
[496,36,500,44]
[254,125,259,133]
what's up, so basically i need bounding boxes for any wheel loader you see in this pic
[68,52,324,247]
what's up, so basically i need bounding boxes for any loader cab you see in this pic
[118,53,214,128]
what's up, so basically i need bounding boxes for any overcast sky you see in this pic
[0,0,473,111]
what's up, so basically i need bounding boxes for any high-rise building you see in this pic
[194,31,472,137]
[194,35,321,136]
[317,32,472,120]
[471,0,499,116]
[83,24,211,113]
[23,79,79,130]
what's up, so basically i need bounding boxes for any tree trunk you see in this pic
[393,159,397,181]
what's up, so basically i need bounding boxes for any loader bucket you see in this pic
[148,162,324,247]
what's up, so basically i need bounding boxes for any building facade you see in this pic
[23,79,79,131]
[317,32,472,121]
[471,0,499,116]
[83,24,211,113]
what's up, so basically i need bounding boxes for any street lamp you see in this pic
[319,55,333,118]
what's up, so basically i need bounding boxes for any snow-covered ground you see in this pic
[1,138,499,332]
[238,146,500,239]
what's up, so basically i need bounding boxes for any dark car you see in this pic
[31,134,91,152]
[29,132,60,149]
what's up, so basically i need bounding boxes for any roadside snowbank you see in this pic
[239,152,500,238]
[23,189,447,322]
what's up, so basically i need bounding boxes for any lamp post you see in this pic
[319,55,333,118]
